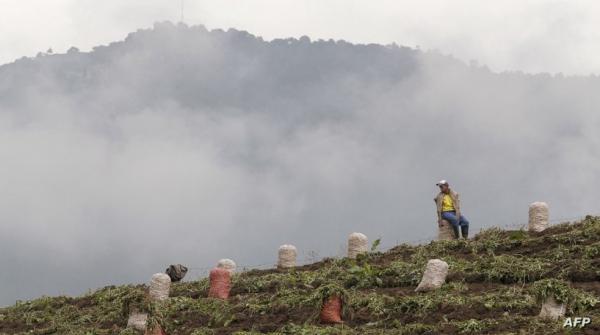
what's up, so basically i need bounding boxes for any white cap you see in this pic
[436,179,448,186]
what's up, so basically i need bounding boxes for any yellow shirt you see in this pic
[441,194,455,212]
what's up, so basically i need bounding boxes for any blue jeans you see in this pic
[442,211,469,238]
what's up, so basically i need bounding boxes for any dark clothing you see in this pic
[165,264,188,282]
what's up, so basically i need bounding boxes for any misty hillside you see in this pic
[1,217,599,334]
[2,21,600,307]
[1,21,421,119]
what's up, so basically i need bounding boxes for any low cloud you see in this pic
[1,23,600,305]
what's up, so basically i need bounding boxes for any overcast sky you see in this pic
[2,1,600,307]
[2,0,600,74]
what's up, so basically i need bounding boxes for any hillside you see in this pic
[1,216,598,334]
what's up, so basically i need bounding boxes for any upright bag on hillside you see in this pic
[437,220,455,241]
[165,264,188,282]
[145,323,167,335]
[415,259,449,292]
[320,295,343,324]
[126,311,148,331]
[208,267,231,300]
[539,296,566,319]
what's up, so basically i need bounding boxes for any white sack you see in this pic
[278,244,297,268]
[438,220,455,241]
[415,259,449,292]
[529,202,549,232]
[347,232,368,259]
[539,296,566,320]
[217,258,236,274]
[149,273,171,301]
[126,312,148,331]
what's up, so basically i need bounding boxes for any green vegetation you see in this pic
[1,216,600,334]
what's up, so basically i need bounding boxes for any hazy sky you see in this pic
[2,1,600,307]
[2,0,600,74]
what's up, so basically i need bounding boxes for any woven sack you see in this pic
[529,202,549,232]
[208,268,231,300]
[165,264,188,282]
[278,244,297,268]
[415,259,449,292]
[347,232,368,259]
[320,295,343,324]
[217,259,236,274]
[437,220,455,241]
[539,296,566,320]
[144,323,166,335]
[126,312,147,331]
[149,273,171,301]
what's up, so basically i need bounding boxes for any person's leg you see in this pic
[459,215,469,239]
[452,225,461,239]
[442,211,460,239]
